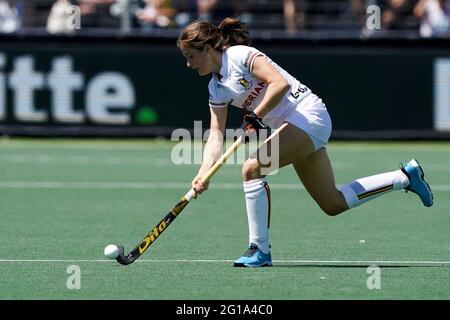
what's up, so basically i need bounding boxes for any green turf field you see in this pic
[0,138,449,300]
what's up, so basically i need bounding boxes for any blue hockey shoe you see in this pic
[401,159,433,207]
[233,244,272,267]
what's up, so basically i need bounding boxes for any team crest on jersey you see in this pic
[238,77,252,89]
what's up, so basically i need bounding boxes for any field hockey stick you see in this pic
[115,123,288,265]
[115,135,244,265]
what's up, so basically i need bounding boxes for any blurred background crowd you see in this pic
[0,0,450,38]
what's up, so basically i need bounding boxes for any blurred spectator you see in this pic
[78,0,115,15]
[78,0,118,28]
[414,0,450,36]
[212,0,251,25]
[172,0,249,29]
[346,0,366,26]
[172,0,196,27]
[47,0,76,34]
[380,0,419,30]
[283,0,307,34]
[0,0,21,33]
[135,0,175,29]
[197,0,216,22]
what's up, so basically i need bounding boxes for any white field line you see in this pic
[0,141,448,152]
[0,154,345,168]
[1,181,450,191]
[0,181,229,189]
[0,259,449,266]
[0,142,173,151]
[0,154,175,166]
[0,154,348,169]
[2,154,450,172]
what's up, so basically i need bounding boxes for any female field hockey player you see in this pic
[177,17,434,267]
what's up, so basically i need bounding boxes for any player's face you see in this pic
[180,46,214,76]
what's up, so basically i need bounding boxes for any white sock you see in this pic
[340,169,409,209]
[243,178,271,254]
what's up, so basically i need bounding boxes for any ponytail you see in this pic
[177,17,250,51]
[217,17,250,48]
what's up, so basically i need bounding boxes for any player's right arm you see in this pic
[191,105,228,198]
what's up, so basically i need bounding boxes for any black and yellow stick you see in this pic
[115,123,287,265]
[115,136,244,265]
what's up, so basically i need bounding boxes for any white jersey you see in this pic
[208,45,316,128]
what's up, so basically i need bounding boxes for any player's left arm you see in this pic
[250,56,290,118]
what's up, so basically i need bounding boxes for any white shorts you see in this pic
[283,94,332,150]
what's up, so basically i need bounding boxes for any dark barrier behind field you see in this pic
[0,34,450,139]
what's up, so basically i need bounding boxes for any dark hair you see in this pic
[177,17,250,51]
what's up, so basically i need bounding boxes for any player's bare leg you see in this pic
[234,122,433,267]
[293,148,348,216]
[293,145,432,215]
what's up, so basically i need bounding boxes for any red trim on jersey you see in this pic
[248,53,263,73]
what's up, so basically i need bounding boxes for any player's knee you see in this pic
[241,162,261,181]
[315,189,348,216]
[320,202,347,216]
